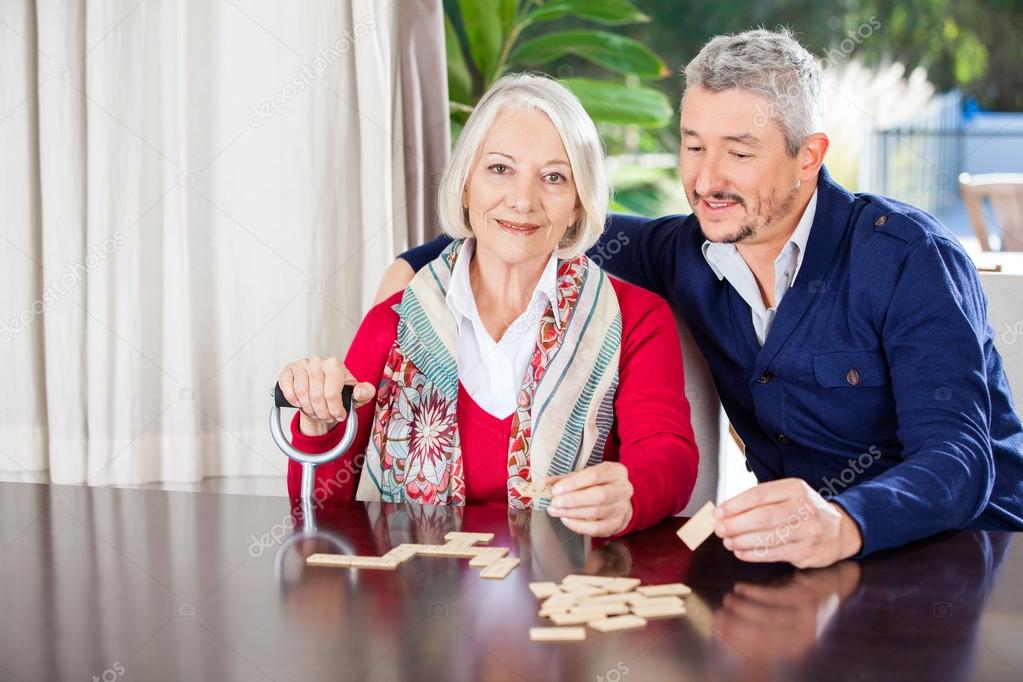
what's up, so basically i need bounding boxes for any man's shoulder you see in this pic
[849,191,961,252]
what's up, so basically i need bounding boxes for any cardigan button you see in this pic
[756,371,773,384]
[846,368,861,386]
[777,434,792,445]
[874,215,888,226]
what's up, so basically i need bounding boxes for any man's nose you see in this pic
[692,157,726,197]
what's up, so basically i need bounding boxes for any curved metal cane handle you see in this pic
[270,383,359,530]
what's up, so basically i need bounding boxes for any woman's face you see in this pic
[463,108,579,268]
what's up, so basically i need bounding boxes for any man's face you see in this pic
[680,85,804,245]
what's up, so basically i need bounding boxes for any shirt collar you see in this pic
[701,188,819,281]
[446,239,562,330]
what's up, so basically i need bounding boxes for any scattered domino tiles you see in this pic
[528,575,691,641]
[676,501,718,550]
[305,531,517,577]
[305,533,696,644]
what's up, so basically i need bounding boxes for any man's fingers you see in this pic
[716,501,791,540]
[733,538,811,565]
[726,529,795,552]
[717,479,805,518]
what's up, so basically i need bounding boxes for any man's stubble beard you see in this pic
[696,183,800,245]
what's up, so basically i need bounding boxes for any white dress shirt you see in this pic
[445,239,561,419]
[701,190,818,345]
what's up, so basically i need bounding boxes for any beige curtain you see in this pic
[1,0,446,486]
[399,0,450,244]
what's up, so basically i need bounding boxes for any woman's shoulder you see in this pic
[370,290,404,318]
[356,290,403,344]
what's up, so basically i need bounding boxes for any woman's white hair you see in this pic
[684,28,823,157]
[437,73,609,260]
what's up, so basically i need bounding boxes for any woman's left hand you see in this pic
[546,462,634,537]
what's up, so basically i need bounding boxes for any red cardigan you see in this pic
[287,277,699,534]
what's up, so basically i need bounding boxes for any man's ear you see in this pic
[799,132,829,183]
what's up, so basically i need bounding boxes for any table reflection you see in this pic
[273,499,1013,682]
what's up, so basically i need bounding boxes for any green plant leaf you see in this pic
[561,78,674,128]
[509,30,669,78]
[524,0,649,26]
[445,13,473,104]
[458,0,504,81]
[498,0,517,36]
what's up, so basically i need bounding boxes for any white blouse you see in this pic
[445,239,561,419]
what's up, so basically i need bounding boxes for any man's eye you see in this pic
[731,152,752,159]
[686,146,703,153]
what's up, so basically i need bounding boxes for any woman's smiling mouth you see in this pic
[496,218,542,235]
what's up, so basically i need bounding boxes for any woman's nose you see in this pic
[506,177,537,213]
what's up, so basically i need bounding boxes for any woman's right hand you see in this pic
[277,356,376,436]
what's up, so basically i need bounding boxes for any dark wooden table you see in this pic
[1,482,1021,682]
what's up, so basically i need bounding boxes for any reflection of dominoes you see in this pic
[513,478,554,499]
[305,534,518,577]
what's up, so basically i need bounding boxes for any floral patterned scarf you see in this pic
[356,239,622,509]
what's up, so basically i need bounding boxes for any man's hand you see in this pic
[714,478,863,568]
[546,462,635,537]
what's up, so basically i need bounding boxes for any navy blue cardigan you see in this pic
[401,167,1023,556]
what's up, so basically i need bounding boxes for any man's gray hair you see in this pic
[683,28,823,157]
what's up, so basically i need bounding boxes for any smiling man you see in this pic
[385,29,1023,567]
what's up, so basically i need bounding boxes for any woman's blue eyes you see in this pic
[487,164,566,183]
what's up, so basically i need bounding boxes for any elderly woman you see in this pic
[277,74,697,537]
